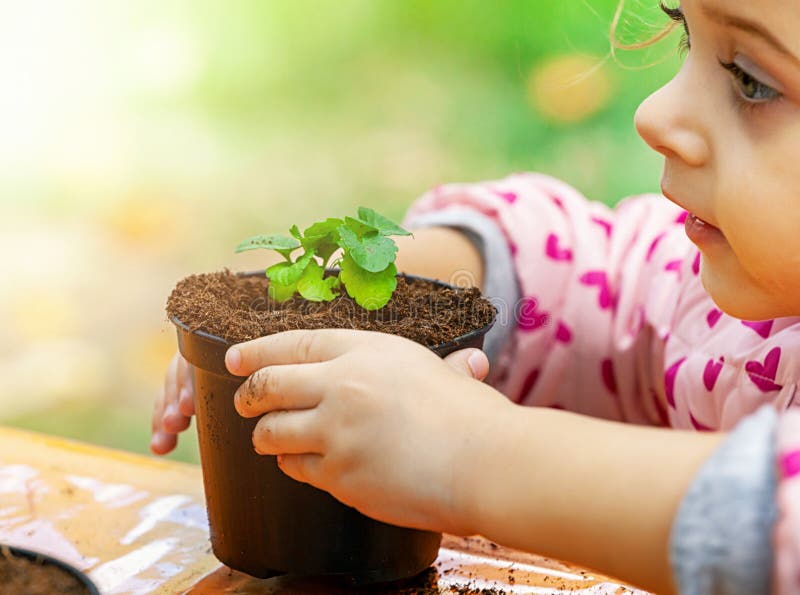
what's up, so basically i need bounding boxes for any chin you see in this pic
[700,268,782,321]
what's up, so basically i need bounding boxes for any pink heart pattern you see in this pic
[555,321,572,343]
[703,357,724,391]
[692,252,701,276]
[517,296,550,331]
[590,216,613,238]
[664,259,682,276]
[579,271,616,310]
[545,233,573,262]
[741,320,774,339]
[601,358,618,396]
[745,347,783,392]
[664,357,687,407]
[675,211,688,224]
[706,309,722,328]
[646,232,666,263]
[493,190,518,204]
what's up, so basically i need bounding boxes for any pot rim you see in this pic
[170,270,496,351]
[0,544,101,595]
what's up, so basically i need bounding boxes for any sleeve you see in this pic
[670,405,778,595]
[403,206,520,368]
[774,408,800,595]
[404,172,693,424]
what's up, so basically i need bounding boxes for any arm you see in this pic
[225,329,724,595]
[228,328,785,594]
[459,406,723,594]
[394,227,484,290]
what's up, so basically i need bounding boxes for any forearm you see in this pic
[394,227,484,290]
[459,406,723,594]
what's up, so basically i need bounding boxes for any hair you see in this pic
[609,0,680,66]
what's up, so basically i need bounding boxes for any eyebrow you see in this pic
[700,4,800,66]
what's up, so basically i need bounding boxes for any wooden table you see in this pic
[0,427,646,594]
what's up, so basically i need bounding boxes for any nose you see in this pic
[634,68,711,168]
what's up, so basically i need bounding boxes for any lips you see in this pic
[684,212,725,246]
[661,185,725,246]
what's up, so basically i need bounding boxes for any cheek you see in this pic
[719,174,800,293]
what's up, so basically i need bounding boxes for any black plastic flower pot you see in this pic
[171,272,496,584]
[0,545,100,594]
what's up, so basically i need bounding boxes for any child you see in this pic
[151,1,800,593]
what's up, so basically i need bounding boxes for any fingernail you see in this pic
[150,432,164,452]
[467,350,484,377]
[226,347,241,372]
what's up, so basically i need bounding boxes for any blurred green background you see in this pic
[0,0,682,463]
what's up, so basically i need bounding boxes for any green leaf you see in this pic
[289,225,302,241]
[337,225,397,273]
[304,218,344,238]
[297,261,339,302]
[356,207,412,237]
[343,216,377,238]
[302,218,344,264]
[268,280,297,302]
[235,234,300,260]
[340,254,397,311]
[266,252,314,286]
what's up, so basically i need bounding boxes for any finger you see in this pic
[178,386,195,417]
[234,362,326,418]
[150,430,178,455]
[152,354,179,434]
[276,453,324,486]
[161,354,191,434]
[253,410,324,455]
[163,405,191,433]
[226,329,377,376]
[176,356,195,417]
[443,348,490,381]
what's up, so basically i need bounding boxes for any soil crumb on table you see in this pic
[167,270,496,346]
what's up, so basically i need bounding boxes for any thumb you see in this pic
[443,348,490,381]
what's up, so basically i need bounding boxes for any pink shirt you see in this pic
[405,172,800,592]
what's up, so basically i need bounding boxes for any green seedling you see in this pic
[235,207,412,311]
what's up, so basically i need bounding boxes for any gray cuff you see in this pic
[405,207,520,365]
[671,406,778,595]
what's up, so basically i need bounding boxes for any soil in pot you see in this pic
[167,270,495,344]
[0,546,94,595]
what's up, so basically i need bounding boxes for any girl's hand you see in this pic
[226,329,511,535]
[150,351,195,455]
[148,339,490,457]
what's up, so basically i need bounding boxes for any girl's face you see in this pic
[635,0,800,320]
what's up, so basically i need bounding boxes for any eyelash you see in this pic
[659,2,782,113]
[660,2,690,54]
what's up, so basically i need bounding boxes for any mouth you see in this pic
[661,185,726,247]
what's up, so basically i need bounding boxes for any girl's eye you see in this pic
[718,60,782,103]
